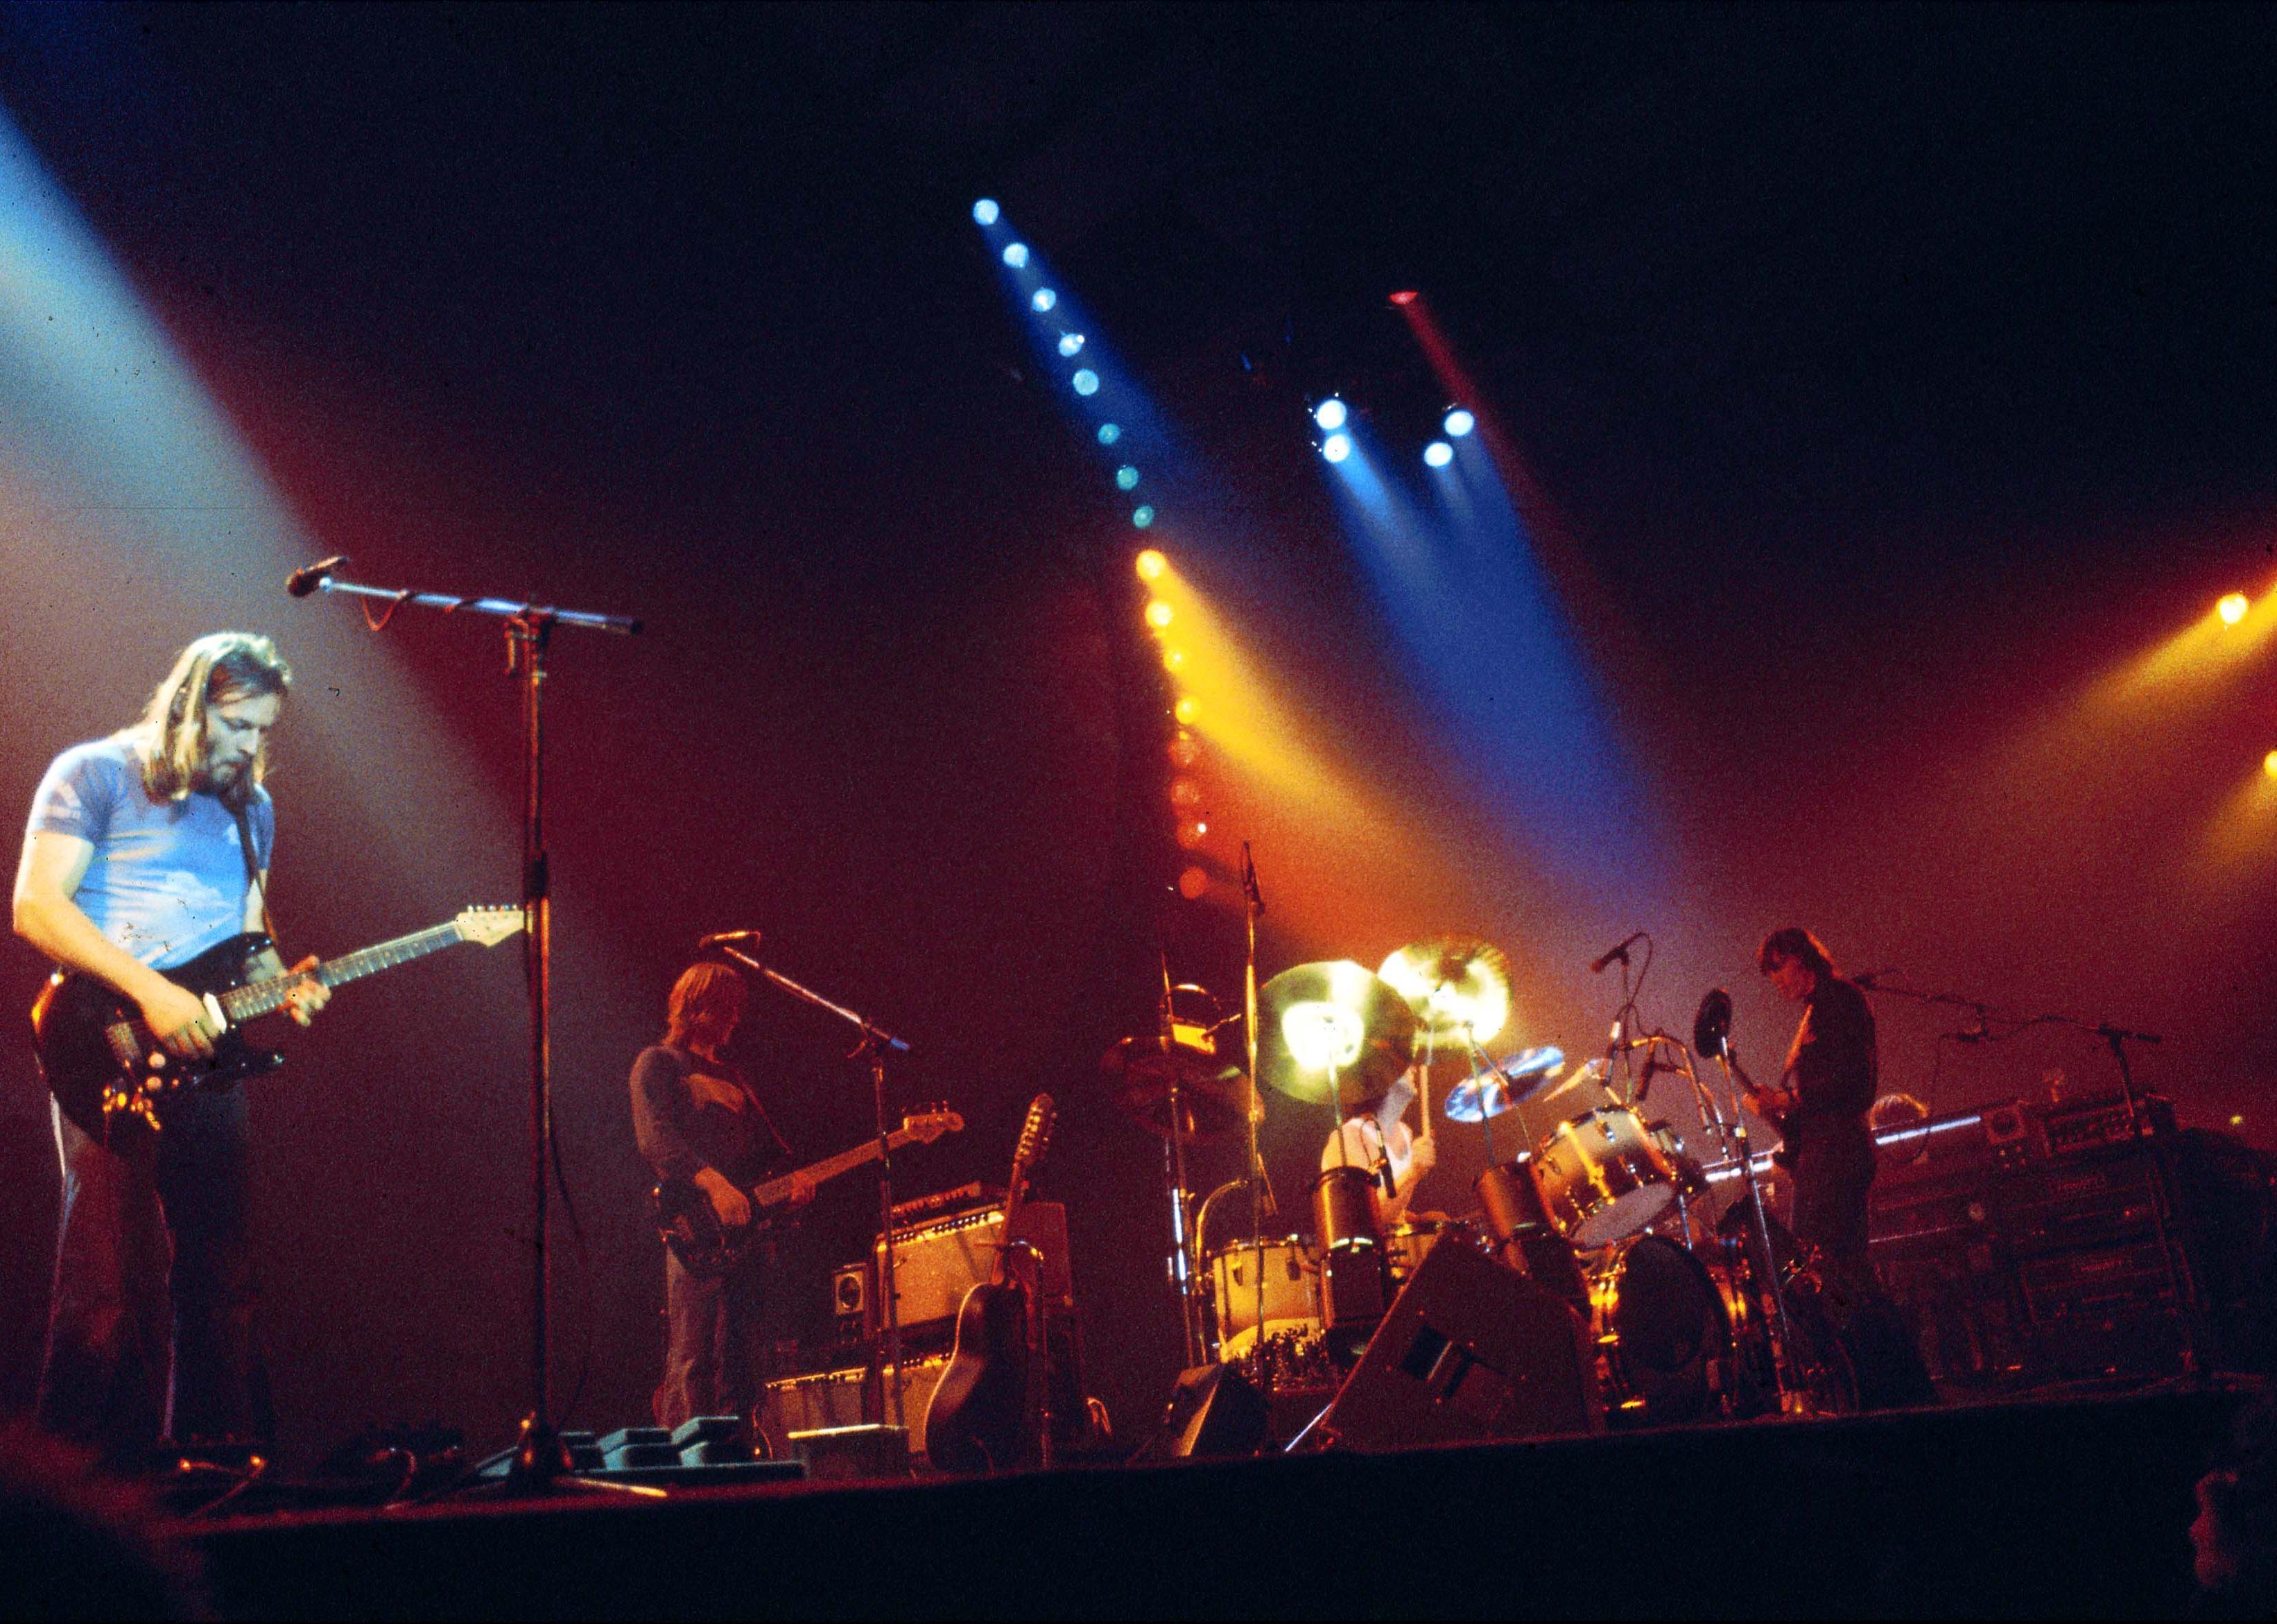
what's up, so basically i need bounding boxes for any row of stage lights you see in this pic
[974,198,1158,532]
[1312,395,1478,467]
[1135,547,1213,901]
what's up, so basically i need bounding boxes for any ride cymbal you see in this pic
[1377,938,1512,1044]
[1258,960,1417,1108]
[1442,1044,1567,1123]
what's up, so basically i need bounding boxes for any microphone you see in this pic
[697,931,762,952]
[1240,842,1265,915]
[1853,969,1892,990]
[1636,1053,1663,1103]
[1590,931,1645,974]
[285,555,348,598]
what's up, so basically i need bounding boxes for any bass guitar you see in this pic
[653,1107,963,1277]
[33,907,526,1137]
[924,1092,1056,1474]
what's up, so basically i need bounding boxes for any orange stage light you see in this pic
[1174,696,1200,725]
[1177,867,1210,900]
[2220,592,2251,625]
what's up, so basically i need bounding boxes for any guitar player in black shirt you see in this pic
[630,961,812,1429]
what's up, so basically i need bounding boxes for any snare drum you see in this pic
[1207,1237,1320,1361]
[1383,1218,1461,1285]
[1535,1106,1678,1248]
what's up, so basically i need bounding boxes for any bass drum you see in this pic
[1591,1235,1731,1426]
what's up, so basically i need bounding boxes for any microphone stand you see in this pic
[716,942,915,1427]
[1240,845,1269,1394]
[295,568,639,1493]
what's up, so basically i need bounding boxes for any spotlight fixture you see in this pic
[972,198,1001,225]
[1423,441,1454,468]
[1388,289,1419,306]
[1145,599,1175,630]
[1003,243,1030,268]
[1032,288,1058,313]
[1322,433,1352,464]
[2265,750,2277,779]
[1073,369,1100,396]
[1133,505,1156,528]
[1313,399,1348,432]
[1058,333,1085,356]
[1444,408,1475,438]
[1098,423,1121,444]
[2220,592,2250,625]
[1116,466,1139,490]
[1177,867,1210,900]
[1135,548,1167,581]
[1175,697,1200,725]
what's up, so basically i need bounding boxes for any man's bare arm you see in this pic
[14,830,217,1057]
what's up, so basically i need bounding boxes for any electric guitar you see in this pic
[924,1093,1057,1474]
[33,907,526,1137]
[652,1107,964,1277]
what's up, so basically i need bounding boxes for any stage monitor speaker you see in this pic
[1315,1239,1600,1451]
[1134,1363,1270,1461]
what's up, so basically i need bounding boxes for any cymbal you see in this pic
[1100,1035,1252,1144]
[1377,938,1512,1044]
[1258,960,1417,1108]
[1441,1044,1567,1123]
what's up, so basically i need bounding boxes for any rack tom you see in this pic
[1536,1106,1678,1248]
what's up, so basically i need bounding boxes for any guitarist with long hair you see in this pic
[631,961,813,1429]
[13,632,329,1460]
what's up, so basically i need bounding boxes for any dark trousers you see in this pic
[1790,1132,1876,1286]
[654,1247,772,1431]
[37,1091,271,1458]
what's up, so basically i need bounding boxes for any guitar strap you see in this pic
[231,802,283,954]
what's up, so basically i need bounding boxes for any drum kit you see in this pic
[1101,935,1862,1430]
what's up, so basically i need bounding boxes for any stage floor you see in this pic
[175,1382,2244,1620]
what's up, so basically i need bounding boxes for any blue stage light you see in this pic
[1003,243,1030,268]
[1116,465,1139,490]
[1032,288,1057,313]
[1133,506,1156,528]
[1322,433,1353,463]
[1423,441,1454,468]
[1073,369,1100,396]
[1315,399,1348,431]
[1058,332,1085,357]
[973,198,1001,225]
[1444,408,1475,438]
[1098,423,1121,444]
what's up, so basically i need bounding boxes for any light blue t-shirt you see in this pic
[25,736,275,971]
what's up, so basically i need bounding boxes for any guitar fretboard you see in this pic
[218,922,469,1021]
[756,1130,910,1200]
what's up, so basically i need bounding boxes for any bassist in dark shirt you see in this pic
[630,962,812,1429]
[1730,928,1878,1281]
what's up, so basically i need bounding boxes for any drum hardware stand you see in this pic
[291,562,641,1494]
[714,942,915,1427]
[1239,845,1271,1392]
[1156,956,1207,1371]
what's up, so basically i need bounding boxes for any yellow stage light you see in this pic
[1174,696,1199,725]
[1163,647,1186,672]
[2220,592,2250,625]
[1136,549,1167,582]
[1145,600,1175,630]
[2264,750,2277,779]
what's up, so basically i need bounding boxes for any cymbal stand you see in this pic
[1455,1026,1520,1166]
[718,942,913,1426]
[1702,1039,1806,1411]
[295,567,639,1494]
[1157,960,1205,1371]
[1239,845,1270,1390]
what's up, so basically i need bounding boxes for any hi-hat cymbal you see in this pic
[1441,1044,1567,1123]
[1378,938,1512,1044]
[1258,960,1417,1108]
[1100,1035,1252,1144]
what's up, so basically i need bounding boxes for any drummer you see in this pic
[1322,1062,1438,1229]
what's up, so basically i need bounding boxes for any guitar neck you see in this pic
[218,922,469,1022]
[755,1130,910,1202]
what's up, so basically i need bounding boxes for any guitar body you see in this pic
[924,1277,1033,1474]
[33,933,285,1138]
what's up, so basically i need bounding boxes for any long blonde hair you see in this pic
[120,632,293,808]
[664,962,747,1051]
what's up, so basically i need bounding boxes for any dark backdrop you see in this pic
[0,4,2272,1462]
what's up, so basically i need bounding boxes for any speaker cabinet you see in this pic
[1315,1241,1600,1450]
[1135,1363,1270,1461]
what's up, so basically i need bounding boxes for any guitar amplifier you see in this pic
[757,1356,951,1463]
[867,1200,1071,1339]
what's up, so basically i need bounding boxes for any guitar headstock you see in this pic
[456,906,528,947]
[900,1105,965,1144]
[1012,1093,1056,1178]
